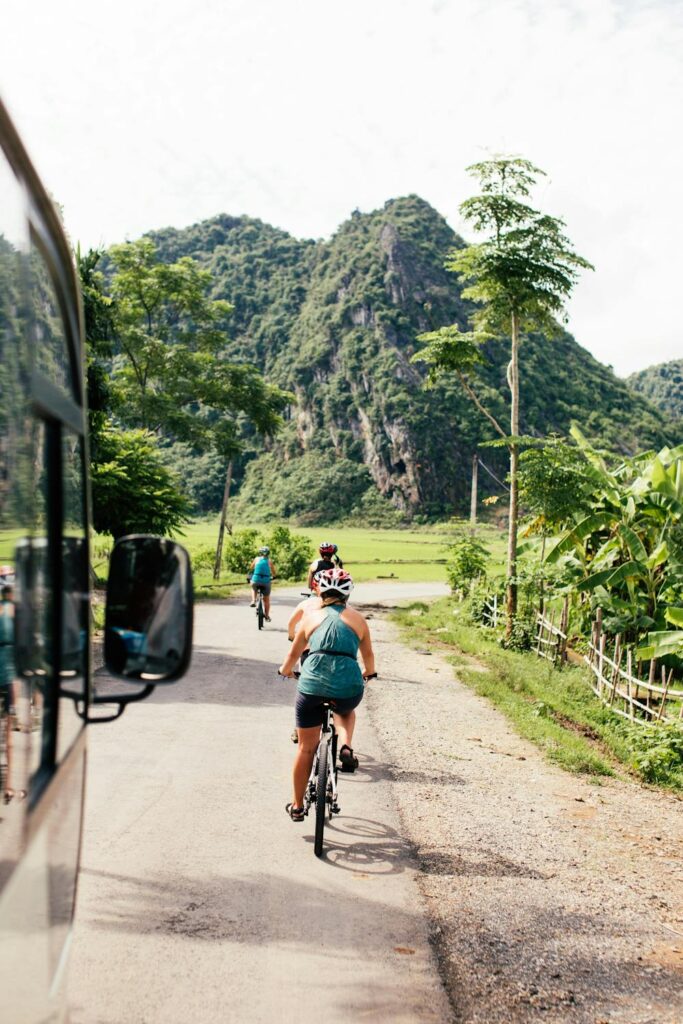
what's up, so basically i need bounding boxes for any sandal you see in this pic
[286,802,305,821]
[339,744,359,773]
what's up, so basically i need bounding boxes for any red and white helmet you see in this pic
[319,541,337,556]
[318,566,353,598]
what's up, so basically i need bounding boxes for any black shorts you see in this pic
[252,582,271,596]
[295,690,363,729]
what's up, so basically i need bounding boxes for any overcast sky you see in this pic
[2,0,681,376]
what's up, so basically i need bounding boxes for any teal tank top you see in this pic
[298,605,364,699]
[250,556,271,583]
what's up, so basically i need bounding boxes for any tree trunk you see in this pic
[213,459,233,581]
[505,311,520,640]
[470,453,478,529]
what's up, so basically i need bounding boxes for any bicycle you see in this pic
[254,584,267,630]
[304,700,341,857]
[284,671,377,858]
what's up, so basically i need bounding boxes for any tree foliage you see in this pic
[413,157,593,633]
[91,424,191,539]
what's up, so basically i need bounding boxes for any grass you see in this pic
[86,516,509,594]
[394,597,683,789]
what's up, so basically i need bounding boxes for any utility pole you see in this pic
[470,453,478,528]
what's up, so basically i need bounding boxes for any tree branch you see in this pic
[456,370,507,440]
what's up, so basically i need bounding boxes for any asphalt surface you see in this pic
[69,584,451,1024]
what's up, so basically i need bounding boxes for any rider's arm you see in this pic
[306,562,315,589]
[280,619,309,676]
[269,559,276,577]
[358,628,376,679]
[287,605,304,642]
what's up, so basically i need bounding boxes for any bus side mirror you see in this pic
[104,536,193,683]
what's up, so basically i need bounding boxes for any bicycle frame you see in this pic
[303,703,340,821]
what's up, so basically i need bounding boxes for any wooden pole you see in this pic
[626,650,633,719]
[213,458,233,581]
[657,668,672,722]
[609,636,621,706]
[470,454,478,528]
[598,633,606,700]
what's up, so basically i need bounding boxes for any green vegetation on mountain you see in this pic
[627,358,683,423]
[142,195,670,522]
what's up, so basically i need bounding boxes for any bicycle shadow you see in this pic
[304,815,415,875]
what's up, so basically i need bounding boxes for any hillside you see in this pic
[147,197,670,519]
[626,358,683,423]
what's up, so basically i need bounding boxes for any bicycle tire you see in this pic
[314,737,329,858]
[257,598,264,630]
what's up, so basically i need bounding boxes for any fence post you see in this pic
[626,650,633,717]
[657,668,672,722]
[597,633,606,700]
[609,635,621,705]
[493,594,497,629]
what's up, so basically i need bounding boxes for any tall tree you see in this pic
[414,157,593,637]
[107,239,290,569]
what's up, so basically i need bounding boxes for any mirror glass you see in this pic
[104,536,193,683]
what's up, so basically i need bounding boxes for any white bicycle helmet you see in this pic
[317,566,353,598]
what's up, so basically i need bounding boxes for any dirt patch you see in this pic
[365,613,683,1024]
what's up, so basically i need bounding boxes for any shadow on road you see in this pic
[79,863,424,953]
[310,816,415,874]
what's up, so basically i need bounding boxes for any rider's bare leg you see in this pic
[292,725,321,807]
[264,593,271,617]
[334,710,356,751]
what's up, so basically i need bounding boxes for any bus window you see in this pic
[0,134,32,880]
[58,429,87,760]
[30,232,76,402]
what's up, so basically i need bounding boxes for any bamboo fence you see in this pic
[584,609,683,726]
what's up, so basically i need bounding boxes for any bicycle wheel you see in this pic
[257,596,264,630]
[314,737,329,858]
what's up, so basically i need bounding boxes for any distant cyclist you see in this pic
[279,567,376,821]
[306,541,343,591]
[248,546,276,621]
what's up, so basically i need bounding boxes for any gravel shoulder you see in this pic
[362,611,683,1024]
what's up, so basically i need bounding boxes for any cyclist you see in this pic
[279,567,376,821]
[248,546,276,621]
[306,541,343,591]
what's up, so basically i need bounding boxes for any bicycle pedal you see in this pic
[331,803,341,814]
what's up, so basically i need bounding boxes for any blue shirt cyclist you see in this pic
[248,547,276,621]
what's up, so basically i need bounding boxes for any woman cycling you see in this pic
[248,546,276,621]
[306,541,343,591]
[279,567,376,821]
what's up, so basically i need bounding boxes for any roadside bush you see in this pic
[191,545,217,574]
[446,534,489,597]
[222,526,313,581]
[626,723,683,786]
[223,528,261,575]
[262,526,313,581]
[500,617,536,652]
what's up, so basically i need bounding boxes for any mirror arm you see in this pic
[87,684,156,724]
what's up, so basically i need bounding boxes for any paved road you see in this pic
[69,584,451,1024]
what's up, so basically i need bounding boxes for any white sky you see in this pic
[2,0,681,376]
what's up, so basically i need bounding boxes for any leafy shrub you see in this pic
[262,526,313,580]
[627,723,683,786]
[446,534,489,596]
[222,526,313,581]
[500,617,536,652]
[223,528,261,575]
[191,546,217,573]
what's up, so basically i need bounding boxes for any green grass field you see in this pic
[1,516,508,598]
[174,516,508,588]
